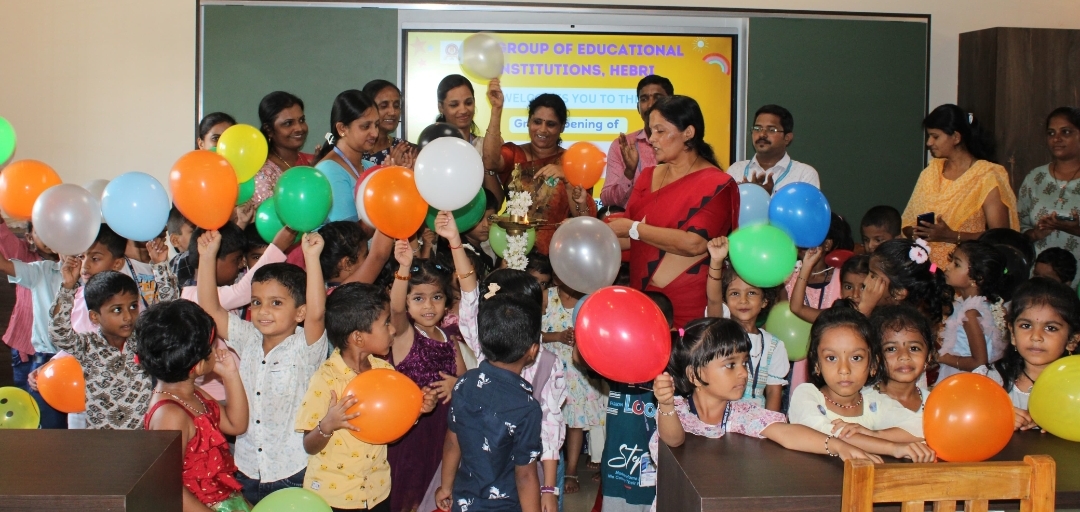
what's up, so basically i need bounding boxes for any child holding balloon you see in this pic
[138,299,251,512]
[936,241,1009,381]
[975,277,1080,431]
[787,308,936,462]
[704,237,788,411]
[196,230,328,505]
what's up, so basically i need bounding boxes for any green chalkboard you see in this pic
[746,17,928,224]
[202,5,399,154]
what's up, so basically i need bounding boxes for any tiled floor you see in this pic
[563,457,601,512]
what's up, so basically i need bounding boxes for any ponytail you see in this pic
[313,90,377,164]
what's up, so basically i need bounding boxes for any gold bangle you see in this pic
[394,272,410,281]
[456,269,475,280]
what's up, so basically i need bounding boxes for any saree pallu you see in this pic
[626,166,739,328]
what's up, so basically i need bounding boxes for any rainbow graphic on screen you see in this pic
[703,53,731,75]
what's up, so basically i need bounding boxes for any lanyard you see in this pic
[743,157,794,188]
[689,395,733,433]
[749,332,765,398]
[333,146,361,179]
[124,258,150,310]
[802,270,831,309]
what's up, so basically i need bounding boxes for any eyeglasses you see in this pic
[751,126,784,134]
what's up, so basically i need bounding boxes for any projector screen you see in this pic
[403,30,737,168]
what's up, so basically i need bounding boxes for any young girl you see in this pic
[788,308,936,461]
[857,239,952,327]
[525,251,553,289]
[865,304,934,439]
[650,318,882,510]
[137,300,250,512]
[540,274,604,494]
[705,237,787,411]
[938,241,1009,380]
[976,277,1080,431]
[840,255,870,304]
[388,239,466,512]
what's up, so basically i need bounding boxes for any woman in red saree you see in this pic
[609,96,740,327]
[482,79,597,255]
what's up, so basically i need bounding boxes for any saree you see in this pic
[499,143,598,255]
[625,165,739,328]
[901,159,1019,268]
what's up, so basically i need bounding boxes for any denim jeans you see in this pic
[236,468,305,505]
[10,349,32,392]
[29,353,67,429]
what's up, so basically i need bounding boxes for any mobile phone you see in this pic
[917,212,935,226]
[1057,214,1076,222]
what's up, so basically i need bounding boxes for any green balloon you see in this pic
[424,189,487,233]
[252,487,332,512]
[255,198,287,244]
[274,166,332,233]
[0,117,15,164]
[0,386,40,429]
[765,301,812,361]
[728,223,797,288]
[489,224,536,258]
[236,177,256,206]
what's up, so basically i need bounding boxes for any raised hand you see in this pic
[213,347,238,377]
[302,232,325,258]
[487,78,504,109]
[802,246,824,267]
[618,133,640,179]
[60,255,81,289]
[197,230,222,258]
[707,237,729,263]
[393,239,414,268]
[653,372,676,410]
[146,239,170,265]
[433,211,461,245]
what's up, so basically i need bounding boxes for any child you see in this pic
[938,241,1009,380]
[138,299,250,512]
[840,255,869,304]
[49,267,151,430]
[857,239,952,326]
[524,251,552,289]
[295,282,436,511]
[650,318,882,503]
[869,305,933,415]
[180,222,291,309]
[287,221,389,288]
[436,294,544,512]
[0,220,58,392]
[388,235,465,512]
[788,308,935,461]
[704,237,787,411]
[860,205,901,254]
[1033,247,1077,285]
[242,224,268,272]
[539,272,602,495]
[197,230,328,505]
[168,207,197,287]
[975,277,1080,430]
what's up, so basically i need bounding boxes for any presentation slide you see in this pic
[403,31,736,168]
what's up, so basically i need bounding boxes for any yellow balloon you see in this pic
[216,124,268,183]
[1028,354,1080,441]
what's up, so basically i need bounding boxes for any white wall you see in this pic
[2,0,1079,186]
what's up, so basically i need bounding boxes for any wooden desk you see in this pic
[0,430,182,511]
[658,430,1080,512]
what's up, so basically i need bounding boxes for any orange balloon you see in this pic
[37,356,85,413]
[562,142,606,189]
[923,373,1014,462]
[342,368,424,444]
[169,150,239,229]
[363,166,428,239]
[0,160,62,220]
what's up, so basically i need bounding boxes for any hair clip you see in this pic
[484,282,501,300]
[967,113,974,124]
[929,263,937,273]
[908,239,930,265]
[678,328,685,337]
[324,132,335,145]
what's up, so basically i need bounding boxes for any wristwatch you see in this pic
[629,221,642,241]
[541,486,560,496]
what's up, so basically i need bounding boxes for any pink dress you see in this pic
[784,263,842,389]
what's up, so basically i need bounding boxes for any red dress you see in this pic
[625,165,739,327]
[143,389,242,506]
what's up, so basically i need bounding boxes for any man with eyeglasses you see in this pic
[728,104,820,195]
[600,75,673,208]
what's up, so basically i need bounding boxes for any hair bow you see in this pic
[909,238,930,265]
[484,283,501,300]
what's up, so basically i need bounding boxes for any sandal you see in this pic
[564,475,580,494]
[586,461,600,470]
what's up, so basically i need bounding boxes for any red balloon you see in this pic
[923,373,1014,462]
[562,142,606,189]
[342,368,424,445]
[37,356,85,413]
[824,249,855,269]
[575,286,671,383]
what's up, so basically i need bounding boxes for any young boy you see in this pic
[167,207,196,286]
[0,223,65,428]
[1033,247,1078,285]
[436,295,543,512]
[860,205,901,254]
[49,265,152,430]
[243,223,268,271]
[197,229,328,505]
[296,283,436,511]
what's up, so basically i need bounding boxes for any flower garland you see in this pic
[503,190,533,271]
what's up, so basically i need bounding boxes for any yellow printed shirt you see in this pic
[295,350,393,509]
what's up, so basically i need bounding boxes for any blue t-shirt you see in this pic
[449,360,542,511]
[8,259,62,354]
[602,381,657,505]
[315,159,359,223]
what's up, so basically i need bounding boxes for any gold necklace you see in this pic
[274,150,293,170]
[153,390,207,415]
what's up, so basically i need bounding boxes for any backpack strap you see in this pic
[531,348,556,401]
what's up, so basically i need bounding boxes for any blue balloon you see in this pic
[100,172,171,242]
[572,293,591,326]
[738,183,771,226]
[768,182,831,248]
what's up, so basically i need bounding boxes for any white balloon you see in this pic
[31,184,101,256]
[549,217,622,294]
[83,179,109,203]
[354,169,382,229]
[414,137,485,211]
[460,33,504,80]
